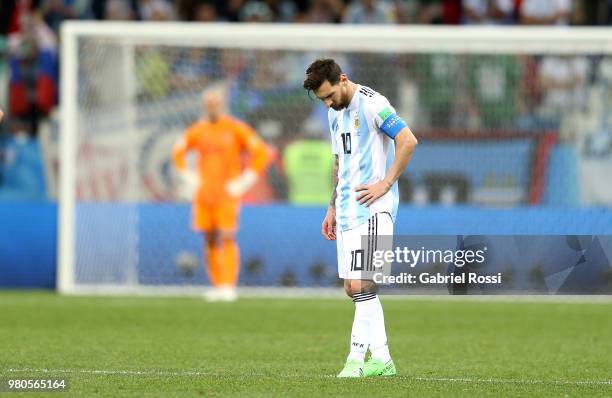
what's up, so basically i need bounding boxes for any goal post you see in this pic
[57,23,77,294]
[57,22,612,295]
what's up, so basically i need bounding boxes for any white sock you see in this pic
[369,295,391,362]
[346,292,377,362]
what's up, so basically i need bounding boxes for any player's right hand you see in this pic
[322,207,336,241]
[177,169,201,200]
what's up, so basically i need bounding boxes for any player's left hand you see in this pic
[355,180,392,207]
[226,169,258,198]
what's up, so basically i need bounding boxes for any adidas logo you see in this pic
[381,361,394,375]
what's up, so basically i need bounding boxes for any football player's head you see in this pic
[303,58,351,111]
[201,87,226,122]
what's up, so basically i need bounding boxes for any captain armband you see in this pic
[379,114,407,139]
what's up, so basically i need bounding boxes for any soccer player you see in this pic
[172,88,269,302]
[303,59,418,377]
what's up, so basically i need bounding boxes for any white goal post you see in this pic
[57,22,612,295]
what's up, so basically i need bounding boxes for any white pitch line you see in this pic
[6,368,215,377]
[4,368,612,386]
[413,377,612,386]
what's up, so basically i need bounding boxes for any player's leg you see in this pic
[192,203,219,291]
[204,230,219,285]
[337,221,374,377]
[203,229,231,302]
[343,278,378,370]
[210,229,239,301]
[362,212,396,377]
[208,201,240,301]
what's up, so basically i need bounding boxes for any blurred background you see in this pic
[1,0,612,293]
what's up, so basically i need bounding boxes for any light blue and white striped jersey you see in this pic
[329,85,401,232]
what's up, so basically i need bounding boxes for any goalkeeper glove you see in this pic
[226,169,258,198]
[177,169,201,200]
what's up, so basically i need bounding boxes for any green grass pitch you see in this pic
[1,292,611,397]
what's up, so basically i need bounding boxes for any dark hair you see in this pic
[303,59,342,93]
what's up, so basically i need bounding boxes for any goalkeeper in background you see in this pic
[172,88,269,302]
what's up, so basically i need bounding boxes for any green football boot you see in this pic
[337,359,364,378]
[363,358,397,377]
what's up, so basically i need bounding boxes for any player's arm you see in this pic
[362,127,418,204]
[172,129,200,196]
[0,109,4,123]
[172,135,190,171]
[322,155,339,240]
[241,126,269,175]
[355,109,418,206]
[226,121,270,198]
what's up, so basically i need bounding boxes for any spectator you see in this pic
[2,0,41,35]
[193,2,218,21]
[239,1,274,22]
[8,13,58,137]
[265,0,301,22]
[462,0,514,24]
[0,118,47,201]
[520,0,572,25]
[136,47,170,100]
[467,54,521,129]
[283,119,334,205]
[40,0,77,33]
[537,55,590,129]
[138,0,174,21]
[417,0,461,24]
[343,0,396,24]
[91,0,137,19]
[300,0,346,23]
[103,0,136,19]
[170,48,216,93]
[415,53,463,129]
[515,55,542,130]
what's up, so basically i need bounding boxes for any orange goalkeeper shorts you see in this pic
[192,200,240,232]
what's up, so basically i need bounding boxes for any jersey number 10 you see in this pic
[341,132,352,154]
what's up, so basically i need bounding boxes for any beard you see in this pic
[331,93,349,111]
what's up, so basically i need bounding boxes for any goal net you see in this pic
[55,23,612,294]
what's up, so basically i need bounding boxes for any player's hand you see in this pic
[0,109,4,123]
[322,206,336,240]
[355,180,392,207]
[177,169,201,200]
[226,169,258,198]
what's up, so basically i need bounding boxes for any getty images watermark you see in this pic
[356,235,502,287]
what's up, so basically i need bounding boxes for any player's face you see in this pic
[315,77,348,111]
[203,92,224,121]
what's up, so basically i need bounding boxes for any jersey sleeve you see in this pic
[328,110,339,155]
[233,119,269,174]
[371,96,408,139]
[172,125,197,171]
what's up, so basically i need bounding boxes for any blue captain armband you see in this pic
[380,114,407,139]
